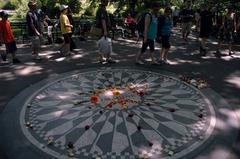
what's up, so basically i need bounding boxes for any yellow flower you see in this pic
[113,91,121,96]
[122,104,128,110]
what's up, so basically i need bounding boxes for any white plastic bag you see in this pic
[97,36,112,54]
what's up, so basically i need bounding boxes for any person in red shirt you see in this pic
[0,12,21,63]
[124,14,137,37]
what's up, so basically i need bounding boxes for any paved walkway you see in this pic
[0,27,239,159]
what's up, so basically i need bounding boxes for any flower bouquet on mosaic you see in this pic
[88,83,148,110]
[179,75,209,89]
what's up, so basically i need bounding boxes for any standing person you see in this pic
[216,8,237,56]
[0,12,21,64]
[59,5,73,56]
[43,14,53,45]
[199,6,213,56]
[67,7,76,51]
[37,5,47,45]
[158,7,173,65]
[95,0,115,64]
[180,2,194,42]
[26,0,42,60]
[135,2,160,65]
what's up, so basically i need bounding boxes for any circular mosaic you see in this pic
[20,68,216,159]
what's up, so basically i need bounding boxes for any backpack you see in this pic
[136,12,152,37]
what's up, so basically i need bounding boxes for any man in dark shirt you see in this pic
[95,0,115,64]
[180,2,194,42]
[96,0,111,37]
[26,0,42,60]
[199,7,213,56]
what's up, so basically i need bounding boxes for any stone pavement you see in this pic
[0,27,239,159]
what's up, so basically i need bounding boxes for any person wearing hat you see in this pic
[0,12,21,64]
[59,5,73,56]
[26,0,42,60]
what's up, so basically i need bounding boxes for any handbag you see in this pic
[97,36,112,54]
[90,26,102,37]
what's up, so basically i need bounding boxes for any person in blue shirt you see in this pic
[135,2,160,65]
[158,7,173,64]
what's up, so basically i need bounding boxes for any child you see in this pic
[0,12,21,64]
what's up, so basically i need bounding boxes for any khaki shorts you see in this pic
[30,36,40,51]
[182,22,192,33]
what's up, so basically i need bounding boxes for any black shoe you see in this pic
[12,58,21,64]
[200,47,207,56]
[229,51,234,56]
[215,50,221,58]
[106,58,116,64]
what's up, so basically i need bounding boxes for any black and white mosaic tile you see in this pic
[19,68,217,159]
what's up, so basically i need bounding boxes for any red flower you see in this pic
[106,103,112,108]
[138,91,144,97]
[90,96,98,104]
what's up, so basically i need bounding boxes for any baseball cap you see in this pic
[60,5,68,12]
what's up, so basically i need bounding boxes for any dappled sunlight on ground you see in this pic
[0,72,16,81]
[219,108,240,129]
[225,72,240,89]
[171,59,201,65]
[15,66,43,76]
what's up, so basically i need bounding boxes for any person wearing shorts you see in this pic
[0,11,21,64]
[135,2,160,65]
[199,7,213,56]
[26,0,42,60]
[180,2,193,42]
[216,8,237,56]
[59,5,73,56]
[158,7,173,65]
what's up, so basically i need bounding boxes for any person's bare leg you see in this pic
[136,51,143,62]
[150,51,156,63]
[160,48,165,61]
[201,38,206,49]
[229,44,232,55]
[11,52,16,59]
[163,49,169,61]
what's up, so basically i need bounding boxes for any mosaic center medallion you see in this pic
[20,68,216,159]
[92,83,146,110]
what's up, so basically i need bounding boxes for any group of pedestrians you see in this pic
[0,0,239,65]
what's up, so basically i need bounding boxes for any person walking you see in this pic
[173,7,180,27]
[0,12,21,64]
[158,7,173,65]
[26,0,42,60]
[95,0,115,64]
[59,5,73,56]
[199,6,213,56]
[216,8,237,56]
[180,2,194,42]
[135,2,160,65]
